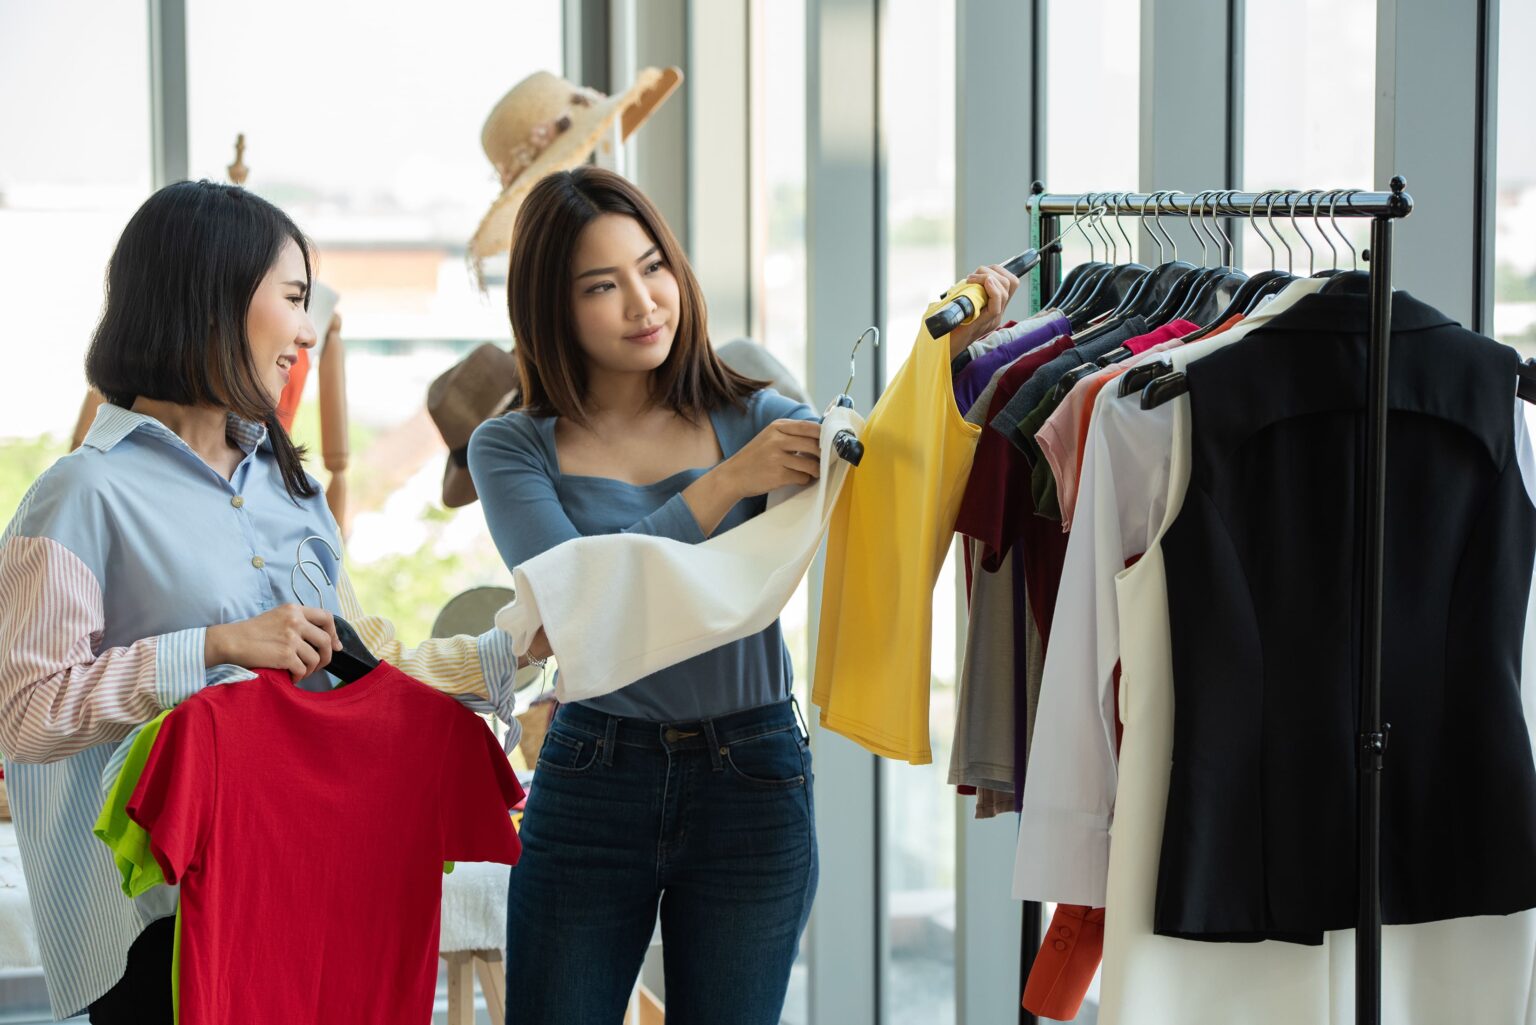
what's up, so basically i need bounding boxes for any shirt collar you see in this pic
[82,403,271,455]
[1259,287,1459,335]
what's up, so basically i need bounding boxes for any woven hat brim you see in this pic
[468,67,682,264]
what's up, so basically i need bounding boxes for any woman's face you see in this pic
[245,238,318,406]
[569,213,681,379]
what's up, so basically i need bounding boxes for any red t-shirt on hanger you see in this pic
[128,663,523,1025]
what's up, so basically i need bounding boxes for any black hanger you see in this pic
[1118,358,1172,397]
[1166,191,1242,325]
[1180,269,1285,341]
[1042,261,1102,313]
[1078,191,1198,342]
[1318,270,1369,295]
[1182,189,1294,337]
[1046,362,1100,404]
[1062,196,1148,323]
[1141,370,1189,409]
[1068,263,1150,331]
[1520,360,1536,405]
[292,538,380,685]
[1047,198,1113,314]
[1185,270,1248,326]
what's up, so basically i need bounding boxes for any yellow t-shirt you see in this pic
[811,291,984,763]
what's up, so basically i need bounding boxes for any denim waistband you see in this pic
[552,698,805,754]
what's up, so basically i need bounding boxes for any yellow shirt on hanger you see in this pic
[812,288,985,763]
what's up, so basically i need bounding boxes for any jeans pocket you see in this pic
[536,728,601,776]
[723,729,808,790]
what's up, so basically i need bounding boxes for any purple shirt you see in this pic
[952,310,1071,412]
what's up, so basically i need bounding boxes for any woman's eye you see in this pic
[586,282,615,294]
[645,261,664,274]
[287,295,305,305]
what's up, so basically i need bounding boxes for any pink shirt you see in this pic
[1036,321,1198,530]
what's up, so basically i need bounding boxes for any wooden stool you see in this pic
[442,949,506,1025]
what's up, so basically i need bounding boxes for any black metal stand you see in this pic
[1011,180,1413,1025]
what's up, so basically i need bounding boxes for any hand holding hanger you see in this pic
[205,604,341,683]
[945,263,1023,359]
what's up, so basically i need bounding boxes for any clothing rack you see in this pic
[1000,180,1414,1025]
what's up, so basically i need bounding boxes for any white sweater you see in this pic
[496,404,862,702]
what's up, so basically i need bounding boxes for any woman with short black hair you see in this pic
[0,179,525,1023]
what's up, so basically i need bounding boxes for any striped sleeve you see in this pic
[334,568,518,702]
[334,569,524,746]
[0,535,202,764]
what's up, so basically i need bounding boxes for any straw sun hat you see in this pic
[468,66,683,270]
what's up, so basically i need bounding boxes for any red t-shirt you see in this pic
[127,663,524,1025]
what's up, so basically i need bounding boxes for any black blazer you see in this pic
[1155,291,1536,944]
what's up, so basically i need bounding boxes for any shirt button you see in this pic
[1058,926,1073,939]
[1053,940,1068,951]
[251,556,265,569]
[230,496,245,509]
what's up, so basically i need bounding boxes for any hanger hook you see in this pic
[1046,203,1109,251]
[1189,190,1214,265]
[1099,193,1115,263]
[1078,194,1097,262]
[1331,189,1360,270]
[1266,190,1293,274]
[1312,189,1340,271]
[290,559,333,610]
[1113,192,1135,259]
[1210,189,1235,265]
[1096,194,1116,263]
[1251,189,1278,271]
[1154,191,1178,262]
[842,326,879,398]
[1201,190,1220,263]
[1138,192,1164,263]
[298,533,342,566]
[1088,195,1113,261]
[1287,189,1317,275]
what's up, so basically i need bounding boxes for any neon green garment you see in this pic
[94,712,174,897]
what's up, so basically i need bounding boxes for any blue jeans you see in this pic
[505,698,818,1025]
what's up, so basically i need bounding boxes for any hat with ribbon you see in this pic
[468,66,683,273]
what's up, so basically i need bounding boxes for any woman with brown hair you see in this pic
[469,166,1016,1023]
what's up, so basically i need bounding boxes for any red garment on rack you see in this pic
[127,663,523,1025]
[953,335,1075,643]
[275,346,310,431]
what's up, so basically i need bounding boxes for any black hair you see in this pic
[86,180,316,499]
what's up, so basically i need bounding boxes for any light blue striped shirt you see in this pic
[0,404,518,1018]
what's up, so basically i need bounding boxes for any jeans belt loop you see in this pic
[790,695,811,743]
[701,718,724,772]
[600,715,619,768]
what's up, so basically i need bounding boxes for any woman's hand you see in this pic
[946,263,1021,359]
[681,419,823,537]
[206,604,342,681]
[719,419,823,498]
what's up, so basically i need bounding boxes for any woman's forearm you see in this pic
[679,463,746,538]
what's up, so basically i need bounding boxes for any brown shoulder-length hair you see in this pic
[506,166,766,426]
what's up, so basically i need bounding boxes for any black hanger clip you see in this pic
[1141,370,1189,409]
[1118,359,1171,398]
[1049,362,1099,403]
[1519,360,1536,406]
